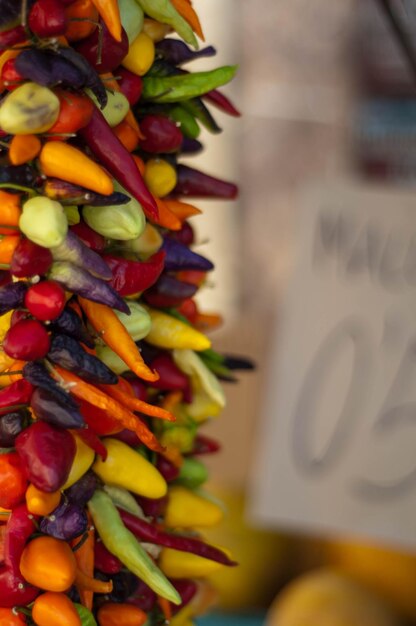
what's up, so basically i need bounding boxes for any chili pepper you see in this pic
[0,608,25,624]
[55,46,107,109]
[119,508,235,565]
[170,0,204,40]
[93,438,167,498]
[165,485,223,528]
[103,483,146,517]
[176,457,208,489]
[48,90,95,136]
[139,114,183,153]
[97,603,147,626]
[95,541,122,574]
[88,490,181,604]
[64,0,98,42]
[188,433,221,456]
[135,0,197,48]
[29,0,67,37]
[22,361,79,410]
[182,98,221,133]
[0,190,21,236]
[0,379,33,415]
[0,235,19,266]
[75,567,113,595]
[83,186,145,242]
[169,221,194,246]
[76,427,107,460]
[114,120,140,152]
[0,282,27,315]
[203,88,241,117]
[164,199,202,222]
[30,387,86,429]
[122,31,155,76]
[15,50,86,91]
[19,196,68,249]
[144,158,177,198]
[142,18,170,43]
[51,307,94,348]
[79,298,158,383]
[161,238,213,272]
[159,547,228,579]
[65,471,98,508]
[32,591,82,626]
[0,164,38,189]
[156,39,216,65]
[155,454,180,482]
[172,578,198,612]
[51,366,163,451]
[9,134,41,166]
[173,349,225,408]
[89,0,121,42]
[144,307,211,351]
[76,22,128,73]
[79,108,158,220]
[48,261,129,314]
[168,106,201,139]
[0,410,28,447]
[1,57,25,91]
[145,276,197,308]
[142,66,237,103]
[111,302,152,343]
[25,484,61,516]
[152,196,182,231]
[10,239,52,279]
[98,379,174,422]
[102,250,165,297]
[15,421,76,492]
[20,535,78,592]
[0,453,27,510]
[72,512,94,609]
[0,504,39,607]
[0,26,26,52]
[121,223,163,259]
[40,142,113,197]
[135,494,168,520]
[119,0,144,44]
[173,164,238,199]
[45,178,130,208]
[40,500,88,541]
[77,398,121,436]
[3,318,50,361]
[50,232,112,281]
[148,353,189,392]
[99,72,143,137]
[128,578,157,612]
[117,67,143,105]
[62,433,95,490]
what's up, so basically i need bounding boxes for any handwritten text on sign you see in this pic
[250,183,416,549]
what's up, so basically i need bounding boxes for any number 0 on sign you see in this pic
[250,182,416,549]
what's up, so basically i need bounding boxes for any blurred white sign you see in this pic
[250,182,416,549]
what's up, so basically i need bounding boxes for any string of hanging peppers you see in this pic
[0,0,254,624]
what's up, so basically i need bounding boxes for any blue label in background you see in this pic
[197,614,266,626]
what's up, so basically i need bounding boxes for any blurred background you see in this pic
[186,1,416,625]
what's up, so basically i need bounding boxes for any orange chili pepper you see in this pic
[97,603,147,626]
[152,196,182,231]
[32,592,81,626]
[72,514,95,610]
[26,484,61,516]
[20,536,77,592]
[158,595,172,622]
[132,154,146,176]
[113,120,140,152]
[51,366,163,452]
[48,90,95,138]
[90,0,122,41]
[162,198,202,222]
[74,568,113,594]
[99,378,175,422]
[170,0,204,40]
[78,297,158,382]
[65,0,99,42]
[0,235,20,266]
[0,608,26,625]
[0,190,21,235]
[0,523,6,561]
[176,270,206,287]
[9,134,41,166]
[195,312,223,331]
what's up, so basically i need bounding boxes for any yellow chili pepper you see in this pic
[39,142,114,196]
[26,484,61,516]
[144,307,211,351]
[144,158,177,198]
[93,438,167,499]
[142,18,171,42]
[164,486,223,528]
[159,547,227,579]
[0,311,13,343]
[122,31,155,76]
[62,433,95,490]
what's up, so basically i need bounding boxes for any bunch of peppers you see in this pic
[0,0,253,625]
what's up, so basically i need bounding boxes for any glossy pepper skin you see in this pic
[30,387,86,429]
[48,334,118,385]
[0,281,27,315]
[15,421,76,492]
[22,361,79,410]
[0,453,28,509]
[103,250,165,297]
[0,379,34,416]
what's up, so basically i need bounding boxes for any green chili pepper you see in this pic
[74,604,97,626]
[182,98,221,134]
[142,66,237,103]
[135,0,198,48]
[173,349,226,408]
[88,490,181,604]
[177,456,209,488]
[169,105,200,139]
[103,484,146,517]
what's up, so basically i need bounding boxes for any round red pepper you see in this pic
[24,280,66,322]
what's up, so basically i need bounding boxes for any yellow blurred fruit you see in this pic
[327,538,416,621]
[203,486,289,611]
[266,568,401,626]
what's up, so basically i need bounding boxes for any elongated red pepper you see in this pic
[103,250,165,297]
[0,504,39,607]
[0,380,34,416]
[79,108,158,220]
[119,509,237,566]
[76,427,108,460]
[203,89,241,117]
[173,164,238,199]
[188,434,221,455]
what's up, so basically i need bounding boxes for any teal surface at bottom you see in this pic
[197,613,265,626]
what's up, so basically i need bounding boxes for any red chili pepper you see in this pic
[203,89,241,117]
[148,353,189,391]
[0,504,39,608]
[94,540,123,574]
[76,427,108,460]
[28,0,67,37]
[156,454,180,482]
[172,579,198,613]
[103,250,165,297]
[0,380,34,416]
[188,434,221,455]
[173,164,238,199]
[70,221,106,252]
[119,509,237,566]
[177,298,198,324]
[0,453,28,509]
[0,26,26,51]
[79,108,158,220]
[77,398,121,436]
[135,495,167,520]
[1,58,24,91]
[117,67,143,105]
